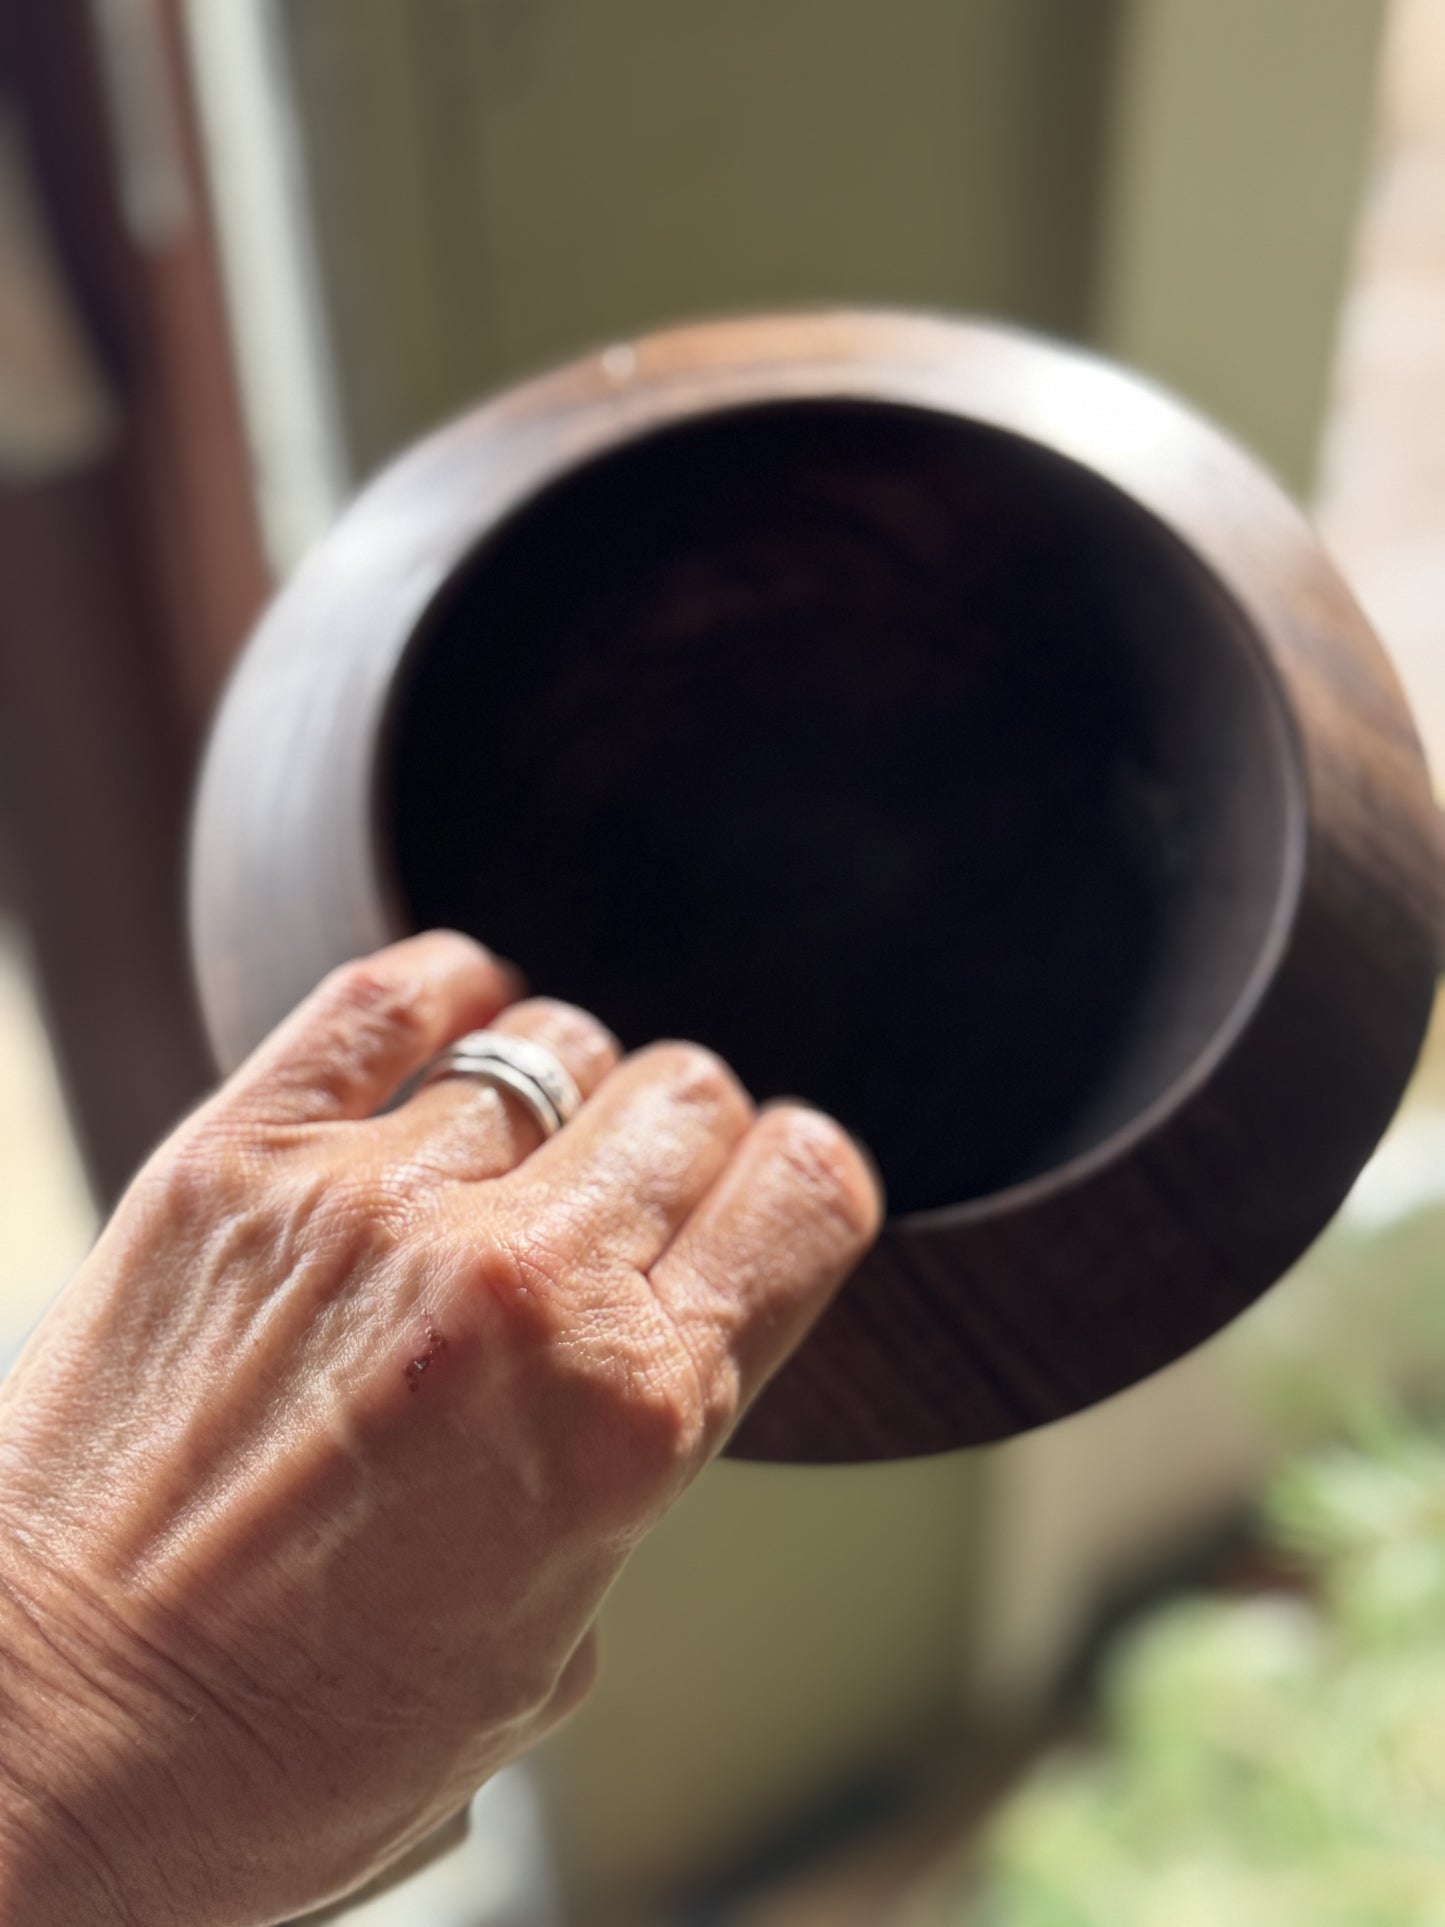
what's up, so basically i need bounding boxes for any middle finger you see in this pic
[487,1040,755,1277]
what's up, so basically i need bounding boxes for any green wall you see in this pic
[283,0,1117,475]
[283,0,1385,496]
[540,1452,983,1906]
[1096,0,1387,490]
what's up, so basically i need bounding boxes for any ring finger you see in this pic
[371,997,621,1182]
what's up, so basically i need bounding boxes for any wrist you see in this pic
[0,1749,147,1927]
[0,1546,209,1927]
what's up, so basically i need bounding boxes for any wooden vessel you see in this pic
[190,310,1444,1461]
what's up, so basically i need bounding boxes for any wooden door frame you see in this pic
[0,0,268,1202]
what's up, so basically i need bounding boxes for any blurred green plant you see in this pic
[1225,1199,1445,1444]
[962,1409,1445,1926]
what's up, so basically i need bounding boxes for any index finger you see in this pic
[219,931,523,1125]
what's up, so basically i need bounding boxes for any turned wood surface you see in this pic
[190,311,1443,1461]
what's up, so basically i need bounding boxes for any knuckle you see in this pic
[624,1350,709,1463]
[442,1201,727,1508]
[139,1120,233,1226]
[506,999,619,1073]
[757,1106,883,1245]
[139,1106,292,1220]
[495,1214,574,1296]
[493,1640,600,1740]
[307,1160,411,1248]
[316,957,429,1052]
[544,1637,600,1726]
[135,1128,364,1287]
[246,959,437,1119]
[457,1226,572,1345]
[584,1345,710,1500]
[636,1040,750,1122]
[539,1298,715,1511]
[411,927,490,972]
[668,1339,740,1453]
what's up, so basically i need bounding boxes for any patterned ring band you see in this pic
[416,1029,584,1139]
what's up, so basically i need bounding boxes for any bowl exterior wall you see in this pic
[190,311,1442,1459]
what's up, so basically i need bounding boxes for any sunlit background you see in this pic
[1,3,1443,1922]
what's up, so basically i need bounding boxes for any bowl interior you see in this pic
[385,400,1298,1216]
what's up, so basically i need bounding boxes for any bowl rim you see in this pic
[360,312,1314,1229]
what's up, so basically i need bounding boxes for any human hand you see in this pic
[0,931,881,1924]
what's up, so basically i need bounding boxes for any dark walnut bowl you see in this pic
[190,310,1443,1462]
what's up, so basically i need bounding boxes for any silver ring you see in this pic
[416,1030,583,1139]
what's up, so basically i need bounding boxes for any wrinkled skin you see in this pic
[0,932,881,1925]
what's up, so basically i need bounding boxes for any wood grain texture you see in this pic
[189,311,1443,1461]
[0,0,267,1203]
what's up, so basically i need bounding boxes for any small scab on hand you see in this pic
[404,1315,450,1393]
